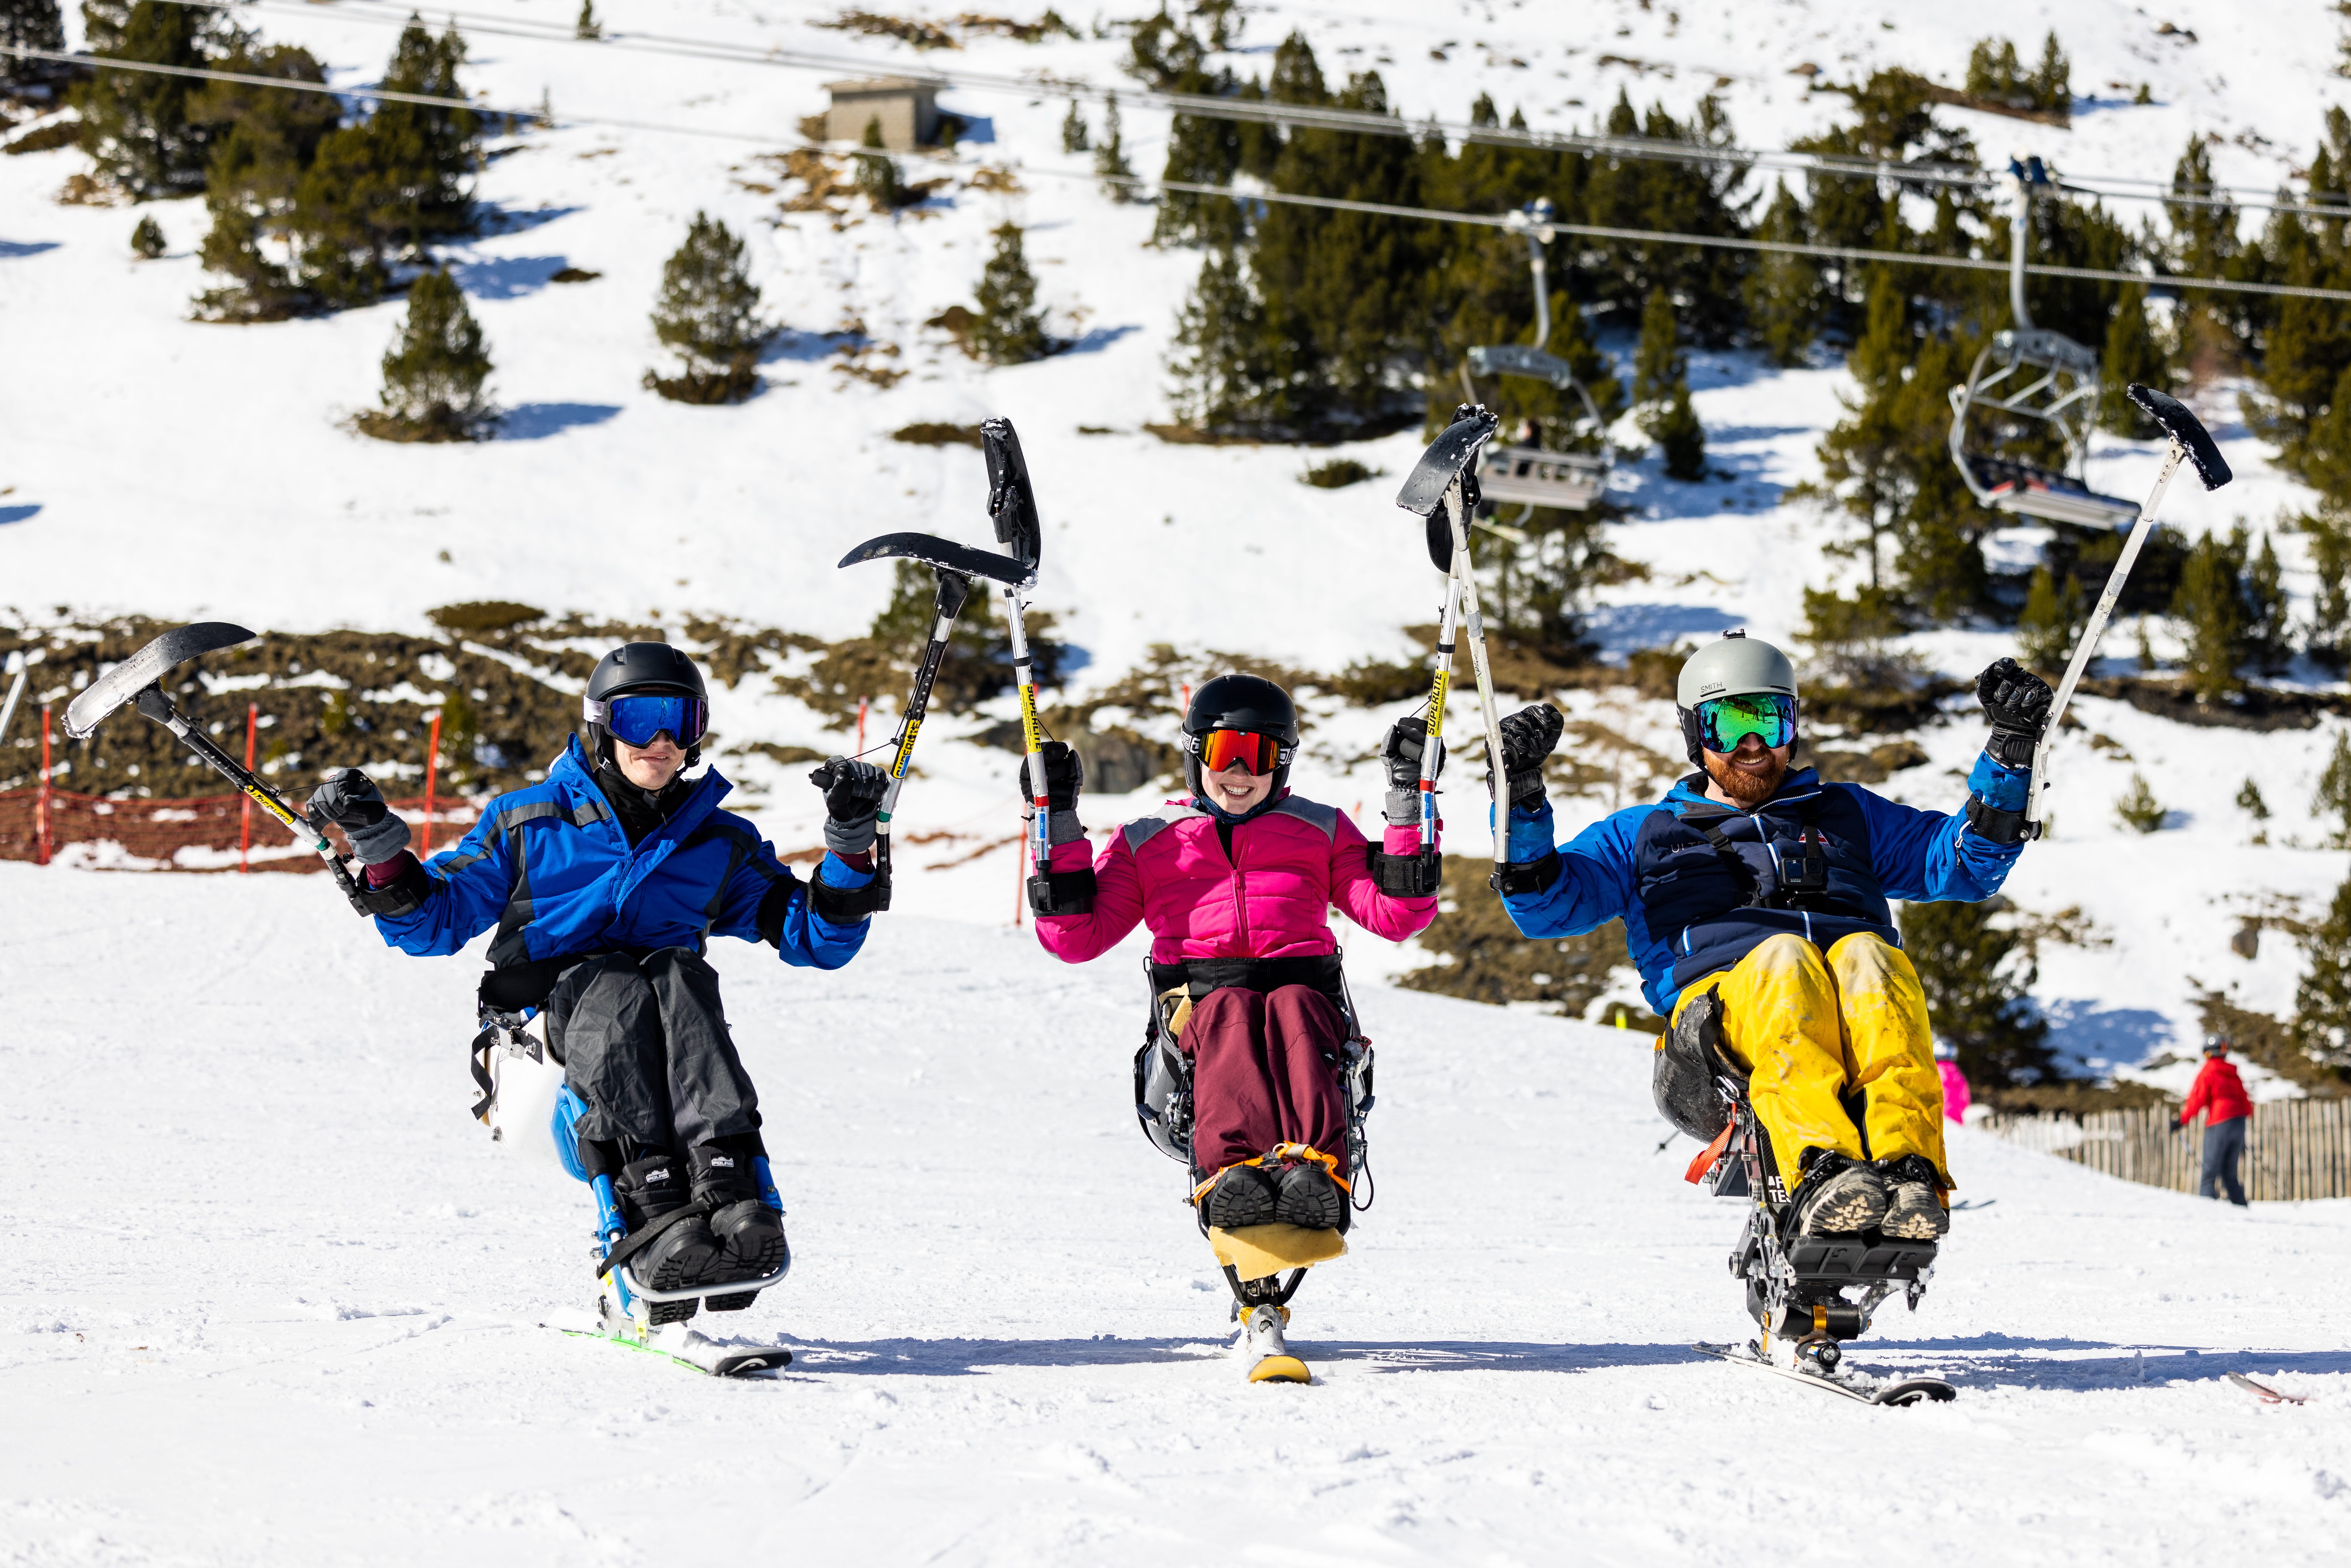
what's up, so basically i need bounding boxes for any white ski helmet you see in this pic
[1675,630,1799,765]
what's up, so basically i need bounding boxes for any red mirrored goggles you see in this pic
[1193,727,1286,776]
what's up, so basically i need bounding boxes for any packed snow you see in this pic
[7,0,2351,1557]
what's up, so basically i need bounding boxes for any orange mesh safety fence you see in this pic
[0,787,479,871]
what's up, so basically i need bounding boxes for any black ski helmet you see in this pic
[583,642,709,767]
[1181,673,1299,797]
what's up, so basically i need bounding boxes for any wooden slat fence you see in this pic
[1982,1100,2351,1201]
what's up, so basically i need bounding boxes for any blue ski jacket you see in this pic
[371,735,872,972]
[1497,752,2028,1017]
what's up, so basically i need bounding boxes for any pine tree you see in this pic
[1,0,65,74]
[2245,530,2291,674]
[1742,179,1820,367]
[2100,284,2170,435]
[358,269,492,441]
[854,117,904,209]
[2292,872,2351,1066]
[1167,248,1269,428]
[1093,91,1136,202]
[1899,899,2060,1088]
[643,211,772,404]
[2017,564,2084,674]
[2307,511,2351,670]
[72,0,224,199]
[130,213,164,257]
[189,44,339,321]
[1655,381,1706,481]
[2173,529,2247,701]
[2315,729,2351,848]
[972,221,1051,364]
[2114,772,2167,833]
[574,0,600,40]
[1059,100,1088,154]
[1629,286,1684,413]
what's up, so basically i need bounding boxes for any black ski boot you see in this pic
[616,1153,721,1323]
[1196,1163,1278,1230]
[1270,1154,1347,1230]
[1785,1152,1888,1236]
[691,1143,788,1311]
[1875,1154,1950,1239]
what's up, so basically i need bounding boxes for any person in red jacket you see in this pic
[2177,1034,2252,1206]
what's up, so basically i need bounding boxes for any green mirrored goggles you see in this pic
[1696,692,1795,753]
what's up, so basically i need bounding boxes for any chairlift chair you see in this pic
[1945,158,2143,532]
[1463,199,1613,515]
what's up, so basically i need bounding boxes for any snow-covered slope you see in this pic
[3,864,2348,1564]
[3,8,2350,1164]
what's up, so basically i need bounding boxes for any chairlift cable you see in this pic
[113,0,2351,220]
[14,44,2351,306]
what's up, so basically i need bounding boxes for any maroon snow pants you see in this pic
[1182,983,1350,1178]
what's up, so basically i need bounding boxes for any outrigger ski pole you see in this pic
[2024,384,2234,834]
[835,416,1048,903]
[59,621,369,906]
[1396,404,1508,880]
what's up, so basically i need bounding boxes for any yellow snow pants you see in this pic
[1667,931,1948,1187]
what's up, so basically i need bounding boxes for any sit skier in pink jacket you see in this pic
[1026,675,1444,1232]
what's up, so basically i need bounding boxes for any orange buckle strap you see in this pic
[1190,1157,1265,1206]
[1269,1142,1352,1195]
[1684,1121,1735,1185]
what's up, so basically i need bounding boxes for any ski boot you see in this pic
[691,1142,789,1312]
[1874,1154,1950,1239]
[1785,1152,1888,1236]
[615,1154,722,1324]
[1267,1144,1348,1230]
[1194,1162,1278,1230]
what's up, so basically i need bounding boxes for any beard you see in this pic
[1705,748,1788,807]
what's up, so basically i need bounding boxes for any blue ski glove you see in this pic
[1494,796,1559,866]
[305,769,410,865]
[810,758,889,856]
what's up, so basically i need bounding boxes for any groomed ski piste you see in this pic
[7,863,2351,1563]
[9,0,2351,1559]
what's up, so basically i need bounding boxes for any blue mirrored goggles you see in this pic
[586,692,708,749]
[1695,692,1795,754]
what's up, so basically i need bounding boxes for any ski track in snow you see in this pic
[3,865,2348,1564]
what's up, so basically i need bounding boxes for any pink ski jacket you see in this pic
[1033,794,1441,964]
[1937,1059,1970,1123]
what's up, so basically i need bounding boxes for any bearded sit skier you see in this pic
[303,642,891,1322]
[1021,675,1443,1377]
[1484,632,2053,1240]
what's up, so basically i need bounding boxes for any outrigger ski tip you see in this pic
[550,1317,793,1378]
[836,531,1031,587]
[1693,1340,1957,1406]
[63,620,257,739]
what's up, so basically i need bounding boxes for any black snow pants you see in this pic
[2199,1116,2248,1206]
[546,947,759,1155]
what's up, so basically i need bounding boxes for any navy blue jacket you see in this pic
[1499,754,2027,1016]
[373,736,872,972]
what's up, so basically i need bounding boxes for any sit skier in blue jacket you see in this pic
[305,643,891,1309]
[1484,632,2052,1241]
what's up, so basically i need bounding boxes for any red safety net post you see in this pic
[1181,682,1192,714]
[856,696,868,758]
[36,704,52,866]
[421,711,443,857]
[239,703,257,874]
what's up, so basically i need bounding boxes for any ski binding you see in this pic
[550,1313,792,1378]
[1240,1303,1310,1384]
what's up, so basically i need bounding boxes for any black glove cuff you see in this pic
[1963,794,2038,846]
[1507,766,1547,805]
[1027,867,1097,915]
[1368,847,1443,898]
[1488,850,1562,898]
[809,868,888,924]
[348,857,431,918]
[1986,729,2039,769]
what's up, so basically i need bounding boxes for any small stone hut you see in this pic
[824,78,940,150]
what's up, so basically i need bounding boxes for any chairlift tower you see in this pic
[1944,157,2143,530]
[1463,199,1611,515]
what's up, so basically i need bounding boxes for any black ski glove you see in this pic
[1977,658,2054,770]
[305,768,410,865]
[1019,741,1086,844]
[1485,703,1565,804]
[809,758,889,856]
[1380,717,1444,826]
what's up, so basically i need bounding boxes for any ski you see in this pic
[2227,1372,2307,1405]
[1239,1303,1310,1385]
[1693,1341,1956,1406]
[1951,1198,1996,1211]
[549,1317,793,1378]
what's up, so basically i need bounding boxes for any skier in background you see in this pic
[1480,633,2052,1240]
[2177,1033,2252,1206]
[1021,675,1442,1232]
[1936,1040,1971,1123]
[304,642,892,1306]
